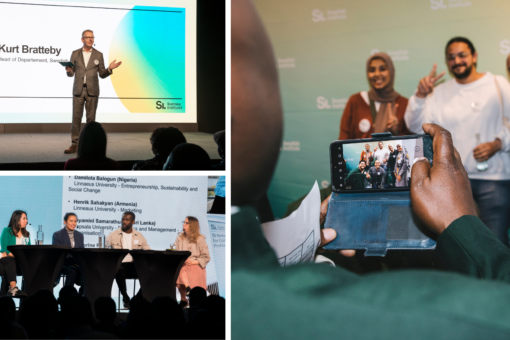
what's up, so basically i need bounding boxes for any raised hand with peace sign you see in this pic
[416,63,446,98]
[386,103,399,134]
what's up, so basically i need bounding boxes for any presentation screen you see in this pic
[0,0,197,123]
[0,175,225,302]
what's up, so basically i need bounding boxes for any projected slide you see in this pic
[0,0,197,123]
[0,176,224,299]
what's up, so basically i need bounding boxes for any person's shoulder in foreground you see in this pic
[233,206,510,339]
[64,157,119,170]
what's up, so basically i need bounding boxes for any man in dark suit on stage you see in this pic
[53,213,84,291]
[64,29,122,154]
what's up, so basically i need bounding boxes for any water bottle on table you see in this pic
[475,134,489,172]
[99,228,105,248]
[36,225,44,245]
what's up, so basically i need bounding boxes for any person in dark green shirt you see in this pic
[232,1,510,338]
[345,160,369,190]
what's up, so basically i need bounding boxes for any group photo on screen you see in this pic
[341,138,423,190]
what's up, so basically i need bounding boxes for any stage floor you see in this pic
[0,132,219,164]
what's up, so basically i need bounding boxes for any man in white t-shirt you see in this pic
[106,211,150,309]
[373,141,390,171]
[405,36,510,246]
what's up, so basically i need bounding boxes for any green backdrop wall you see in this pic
[253,0,510,217]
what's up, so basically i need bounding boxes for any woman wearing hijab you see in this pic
[339,53,412,140]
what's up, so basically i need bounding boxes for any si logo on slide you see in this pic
[156,101,167,109]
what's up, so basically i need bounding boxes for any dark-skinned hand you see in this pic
[318,193,356,257]
[473,139,501,162]
[411,123,478,234]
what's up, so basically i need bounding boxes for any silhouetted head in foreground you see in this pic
[213,130,226,160]
[150,126,187,159]
[78,121,107,159]
[164,143,211,170]
[95,297,117,325]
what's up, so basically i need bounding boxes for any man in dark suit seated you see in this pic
[53,213,84,291]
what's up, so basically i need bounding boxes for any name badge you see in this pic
[72,241,75,248]
[377,172,380,175]
[393,155,395,158]
[134,240,139,245]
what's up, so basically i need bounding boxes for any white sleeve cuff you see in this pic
[495,132,510,152]
[410,91,427,109]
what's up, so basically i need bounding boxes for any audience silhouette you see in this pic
[0,286,225,339]
[0,295,27,339]
[164,143,212,170]
[152,296,186,339]
[133,126,187,171]
[19,293,58,339]
[93,297,124,338]
[212,130,226,170]
[64,122,119,170]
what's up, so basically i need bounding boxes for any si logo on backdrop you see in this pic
[156,101,166,109]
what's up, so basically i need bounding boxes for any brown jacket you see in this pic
[106,227,151,250]
[67,47,111,96]
[339,93,411,140]
[360,150,373,165]
[174,234,210,269]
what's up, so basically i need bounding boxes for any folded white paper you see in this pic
[261,181,321,267]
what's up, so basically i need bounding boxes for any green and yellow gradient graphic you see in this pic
[109,5,185,113]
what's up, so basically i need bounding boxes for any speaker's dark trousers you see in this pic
[72,84,98,145]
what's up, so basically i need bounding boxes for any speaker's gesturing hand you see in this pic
[411,124,477,234]
[416,64,445,98]
[109,60,122,70]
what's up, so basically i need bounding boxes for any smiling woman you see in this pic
[339,52,412,140]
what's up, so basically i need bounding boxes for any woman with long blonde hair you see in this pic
[174,216,210,306]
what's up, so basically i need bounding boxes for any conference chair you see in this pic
[0,265,25,299]
[117,272,139,312]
